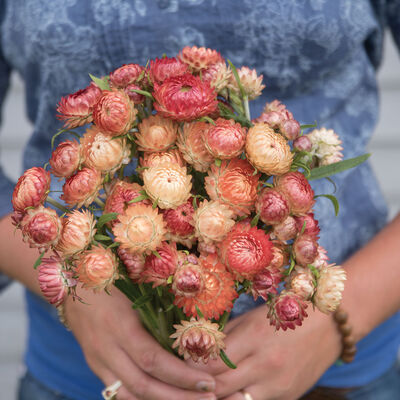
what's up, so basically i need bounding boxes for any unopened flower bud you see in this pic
[293,234,318,266]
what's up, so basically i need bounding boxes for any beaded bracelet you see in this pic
[333,307,357,363]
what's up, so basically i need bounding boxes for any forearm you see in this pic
[341,213,400,342]
[0,213,42,296]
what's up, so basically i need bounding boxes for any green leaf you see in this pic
[192,196,198,210]
[152,198,159,209]
[315,194,339,216]
[165,304,175,312]
[227,60,246,99]
[324,177,337,194]
[89,73,110,90]
[107,241,120,249]
[195,305,204,319]
[250,212,260,227]
[217,103,252,128]
[220,349,237,369]
[128,193,149,204]
[300,121,317,130]
[152,250,162,260]
[167,275,173,285]
[300,220,307,235]
[132,294,153,309]
[307,264,320,280]
[197,116,216,125]
[33,252,45,270]
[215,159,222,167]
[128,88,155,101]
[308,154,370,181]
[94,234,112,241]
[97,212,119,229]
[156,286,163,297]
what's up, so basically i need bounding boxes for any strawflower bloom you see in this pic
[49,140,81,179]
[162,198,195,239]
[293,136,312,152]
[287,266,315,300]
[136,115,178,152]
[294,213,320,238]
[174,254,237,320]
[172,260,204,298]
[61,167,102,208]
[228,66,265,100]
[293,234,318,266]
[255,188,290,225]
[80,126,130,174]
[109,63,143,88]
[21,206,62,252]
[178,46,223,72]
[177,121,214,172]
[246,123,293,175]
[250,267,282,301]
[219,223,273,281]
[143,163,192,209]
[149,57,189,85]
[205,158,260,216]
[272,216,298,242]
[56,82,102,128]
[269,241,290,270]
[124,83,145,104]
[267,291,308,331]
[307,128,343,166]
[75,245,119,291]
[92,89,137,137]
[171,318,226,363]
[203,118,246,159]
[202,62,232,92]
[56,210,96,258]
[313,245,329,269]
[153,73,218,121]
[113,204,166,255]
[118,247,145,282]
[193,200,235,244]
[38,254,77,306]
[12,167,51,213]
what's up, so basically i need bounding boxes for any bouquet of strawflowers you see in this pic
[11,46,368,368]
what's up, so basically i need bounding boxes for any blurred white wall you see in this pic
[0,36,399,399]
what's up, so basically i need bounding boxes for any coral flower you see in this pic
[149,57,189,85]
[113,204,166,255]
[49,140,81,179]
[21,206,62,252]
[178,46,224,72]
[174,254,237,320]
[203,118,246,159]
[92,89,137,137]
[56,82,102,129]
[219,223,273,281]
[294,213,320,238]
[75,245,119,291]
[109,63,143,88]
[193,200,235,244]
[136,115,178,152]
[118,247,145,282]
[272,216,298,242]
[228,66,265,100]
[153,73,218,121]
[202,62,232,92]
[177,121,214,172]
[80,126,130,174]
[139,149,186,176]
[61,167,102,208]
[246,123,293,175]
[205,158,260,216]
[142,241,178,287]
[162,198,195,239]
[38,254,77,306]
[56,210,96,258]
[274,171,315,215]
[171,318,226,363]
[12,167,51,213]
[267,291,308,331]
[255,188,290,225]
[250,267,282,301]
[143,163,192,209]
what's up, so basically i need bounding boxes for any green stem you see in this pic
[94,197,105,209]
[219,311,231,331]
[243,95,251,121]
[46,196,69,213]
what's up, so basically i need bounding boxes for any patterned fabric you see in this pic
[0,1,399,398]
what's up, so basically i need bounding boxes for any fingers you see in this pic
[221,386,257,400]
[121,320,216,392]
[102,372,138,400]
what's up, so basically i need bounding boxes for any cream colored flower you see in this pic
[143,163,192,209]
[139,148,185,176]
[228,66,265,100]
[307,128,343,166]
[287,266,315,300]
[202,62,232,92]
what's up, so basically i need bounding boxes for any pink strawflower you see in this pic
[162,198,195,238]
[313,245,329,269]
[178,46,223,72]
[294,213,320,238]
[202,62,232,92]
[280,119,300,141]
[255,188,290,225]
[49,140,81,179]
[293,234,318,266]
[124,83,145,104]
[118,247,145,282]
[149,57,189,85]
[293,136,312,152]
[172,260,204,298]
[250,267,282,301]
[272,216,298,242]
[109,63,143,88]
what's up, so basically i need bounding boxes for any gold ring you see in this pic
[102,380,122,400]
[240,389,254,400]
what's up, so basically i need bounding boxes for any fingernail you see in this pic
[196,380,216,392]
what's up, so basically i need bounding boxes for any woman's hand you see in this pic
[64,287,217,400]
[189,304,341,400]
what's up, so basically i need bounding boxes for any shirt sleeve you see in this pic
[386,0,400,51]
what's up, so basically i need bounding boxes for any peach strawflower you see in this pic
[143,163,192,209]
[269,241,290,270]
[113,204,166,255]
[92,89,137,137]
[219,223,273,281]
[20,206,62,252]
[38,254,77,306]
[205,158,260,216]
[142,241,178,287]
[56,210,96,258]
[56,82,102,129]
[109,63,143,88]
[80,126,130,174]
[61,167,102,208]
[197,241,218,257]
[272,216,298,242]
[153,73,218,121]
[118,247,145,282]
[246,123,293,175]
[250,267,282,301]
[12,167,51,213]
[193,200,235,244]
[149,57,189,85]
[274,171,315,215]
[49,140,81,179]
[255,188,290,225]
[177,121,214,172]
[203,118,246,159]
[228,66,265,100]
[174,254,237,320]
[178,46,224,72]
[75,245,119,291]
[287,266,315,300]
[171,318,226,363]
[136,115,178,152]
[139,149,185,175]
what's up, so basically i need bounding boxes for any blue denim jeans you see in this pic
[18,360,400,400]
